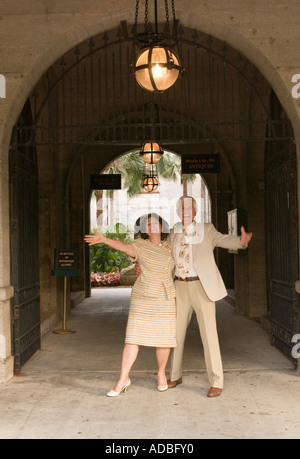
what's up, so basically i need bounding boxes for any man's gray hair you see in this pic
[176,196,198,213]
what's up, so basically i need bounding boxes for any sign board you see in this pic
[227,208,248,254]
[228,209,238,254]
[181,154,220,174]
[90,174,122,190]
[52,249,80,277]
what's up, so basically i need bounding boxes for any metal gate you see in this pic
[266,142,299,367]
[15,24,293,148]
[9,101,40,372]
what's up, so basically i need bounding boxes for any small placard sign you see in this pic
[181,154,220,174]
[90,174,122,190]
[53,249,79,277]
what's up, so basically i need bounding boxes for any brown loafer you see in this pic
[167,377,183,388]
[207,387,222,397]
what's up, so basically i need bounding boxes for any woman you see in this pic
[84,213,176,396]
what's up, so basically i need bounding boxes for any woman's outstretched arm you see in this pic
[84,229,135,258]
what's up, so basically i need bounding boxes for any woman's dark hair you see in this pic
[134,213,170,240]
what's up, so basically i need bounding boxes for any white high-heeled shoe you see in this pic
[106,379,131,397]
[157,378,168,392]
[157,385,168,392]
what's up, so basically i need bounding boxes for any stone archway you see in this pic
[1,2,300,382]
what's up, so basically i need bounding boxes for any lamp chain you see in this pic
[171,0,183,70]
[144,0,149,32]
[171,0,176,20]
[164,0,170,34]
[134,0,140,32]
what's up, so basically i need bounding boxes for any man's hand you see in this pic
[240,226,252,246]
[134,262,141,276]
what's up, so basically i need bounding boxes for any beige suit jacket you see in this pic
[169,222,247,302]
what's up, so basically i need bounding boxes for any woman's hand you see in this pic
[84,229,135,258]
[84,229,105,246]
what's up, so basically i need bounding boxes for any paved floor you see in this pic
[1,288,299,440]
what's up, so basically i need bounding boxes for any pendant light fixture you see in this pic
[142,163,159,192]
[132,0,184,93]
[140,141,164,164]
[143,175,159,192]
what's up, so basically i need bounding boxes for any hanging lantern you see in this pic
[131,0,184,93]
[143,175,159,192]
[142,163,159,192]
[135,46,181,93]
[140,141,164,164]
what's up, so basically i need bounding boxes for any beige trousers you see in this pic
[170,279,224,389]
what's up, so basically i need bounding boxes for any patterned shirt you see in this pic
[174,220,202,278]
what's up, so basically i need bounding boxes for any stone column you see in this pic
[0,286,14,382]
[0,141,14,382]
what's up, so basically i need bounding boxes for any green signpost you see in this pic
[52,249,79,335]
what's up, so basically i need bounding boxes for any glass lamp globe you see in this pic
[140,142,164,164]
[143,176,159,192]
[135,46,181,92]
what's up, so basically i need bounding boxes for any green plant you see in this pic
[89,225,133,273]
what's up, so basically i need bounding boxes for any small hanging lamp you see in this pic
[140,141,164,164]
[142,163,159,192]
[143,175,159,192]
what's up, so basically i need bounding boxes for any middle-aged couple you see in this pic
[84,196,252,398]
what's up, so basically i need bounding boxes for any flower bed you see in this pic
[91,268,120,286]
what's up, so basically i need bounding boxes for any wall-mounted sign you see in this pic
[90,174,122,190]
[227,209,238,253]
[52,249,79,277]
[227,208,248,254]
[181,154,220,174]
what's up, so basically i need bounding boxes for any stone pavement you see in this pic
[0,288,299,440]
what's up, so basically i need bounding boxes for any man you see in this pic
[168,196,252,397]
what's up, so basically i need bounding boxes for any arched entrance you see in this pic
[9,23,298,370]
[88,149,212,287]
[91,150,211,228]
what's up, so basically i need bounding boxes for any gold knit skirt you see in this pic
[125,294,177,348]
